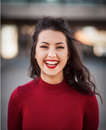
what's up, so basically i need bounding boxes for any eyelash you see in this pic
[40,46,64,49]
[56,47,64,49]
[40,46,48,48]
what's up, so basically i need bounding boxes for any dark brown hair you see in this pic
[29,16,102,103]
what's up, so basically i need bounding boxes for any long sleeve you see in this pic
[83,95,99,130]
[8,88,22,130]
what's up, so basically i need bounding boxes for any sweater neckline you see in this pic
[37,77,70,94]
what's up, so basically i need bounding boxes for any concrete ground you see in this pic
[1,56,106,130]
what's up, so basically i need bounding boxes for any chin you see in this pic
[43,71,59,77]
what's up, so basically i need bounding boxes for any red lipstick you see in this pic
[44,59,59,69]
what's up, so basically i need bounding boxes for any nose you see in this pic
[48,48,56,58]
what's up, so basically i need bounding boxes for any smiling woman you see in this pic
[8,17,102,130]
[35,30,69,84]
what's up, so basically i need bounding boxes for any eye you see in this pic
[40,46,48,48]
[56,46,64,49]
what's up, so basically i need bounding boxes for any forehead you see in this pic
[37,30,67,44]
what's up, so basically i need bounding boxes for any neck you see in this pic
[41,73,64,84]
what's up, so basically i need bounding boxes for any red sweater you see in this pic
[8,77,99,130]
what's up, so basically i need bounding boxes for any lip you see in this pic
[44,59,59,62]
[44,59,59,69]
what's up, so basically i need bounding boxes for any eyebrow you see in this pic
[40,41,65,45]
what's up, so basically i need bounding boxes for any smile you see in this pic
[44,60,59,69]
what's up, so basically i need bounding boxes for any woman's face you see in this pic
[35,30,69,80]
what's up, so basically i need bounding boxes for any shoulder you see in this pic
[84,94,99,110]
[73,89,99,114]
[9,78,38,101]
[17,79,35,94]
[69,87,98,107]
[81,88,99,108]
[82,90,99,110]
[72,86,98,101]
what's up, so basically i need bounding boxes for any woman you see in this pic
[8,17,102,130]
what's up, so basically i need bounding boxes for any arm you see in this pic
[8,88,22,130]
[83,95,99,130]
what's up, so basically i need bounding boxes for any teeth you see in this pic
[45,61,58,65]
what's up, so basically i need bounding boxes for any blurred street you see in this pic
[1,56,106,130]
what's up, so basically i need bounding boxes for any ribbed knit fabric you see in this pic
[8,77,99,130]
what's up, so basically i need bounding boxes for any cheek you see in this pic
[35,52,46,65]
[58,50,68,59]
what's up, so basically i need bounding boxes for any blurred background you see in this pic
[1,0,106,130]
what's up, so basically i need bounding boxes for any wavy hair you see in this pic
[29,16,102,103]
